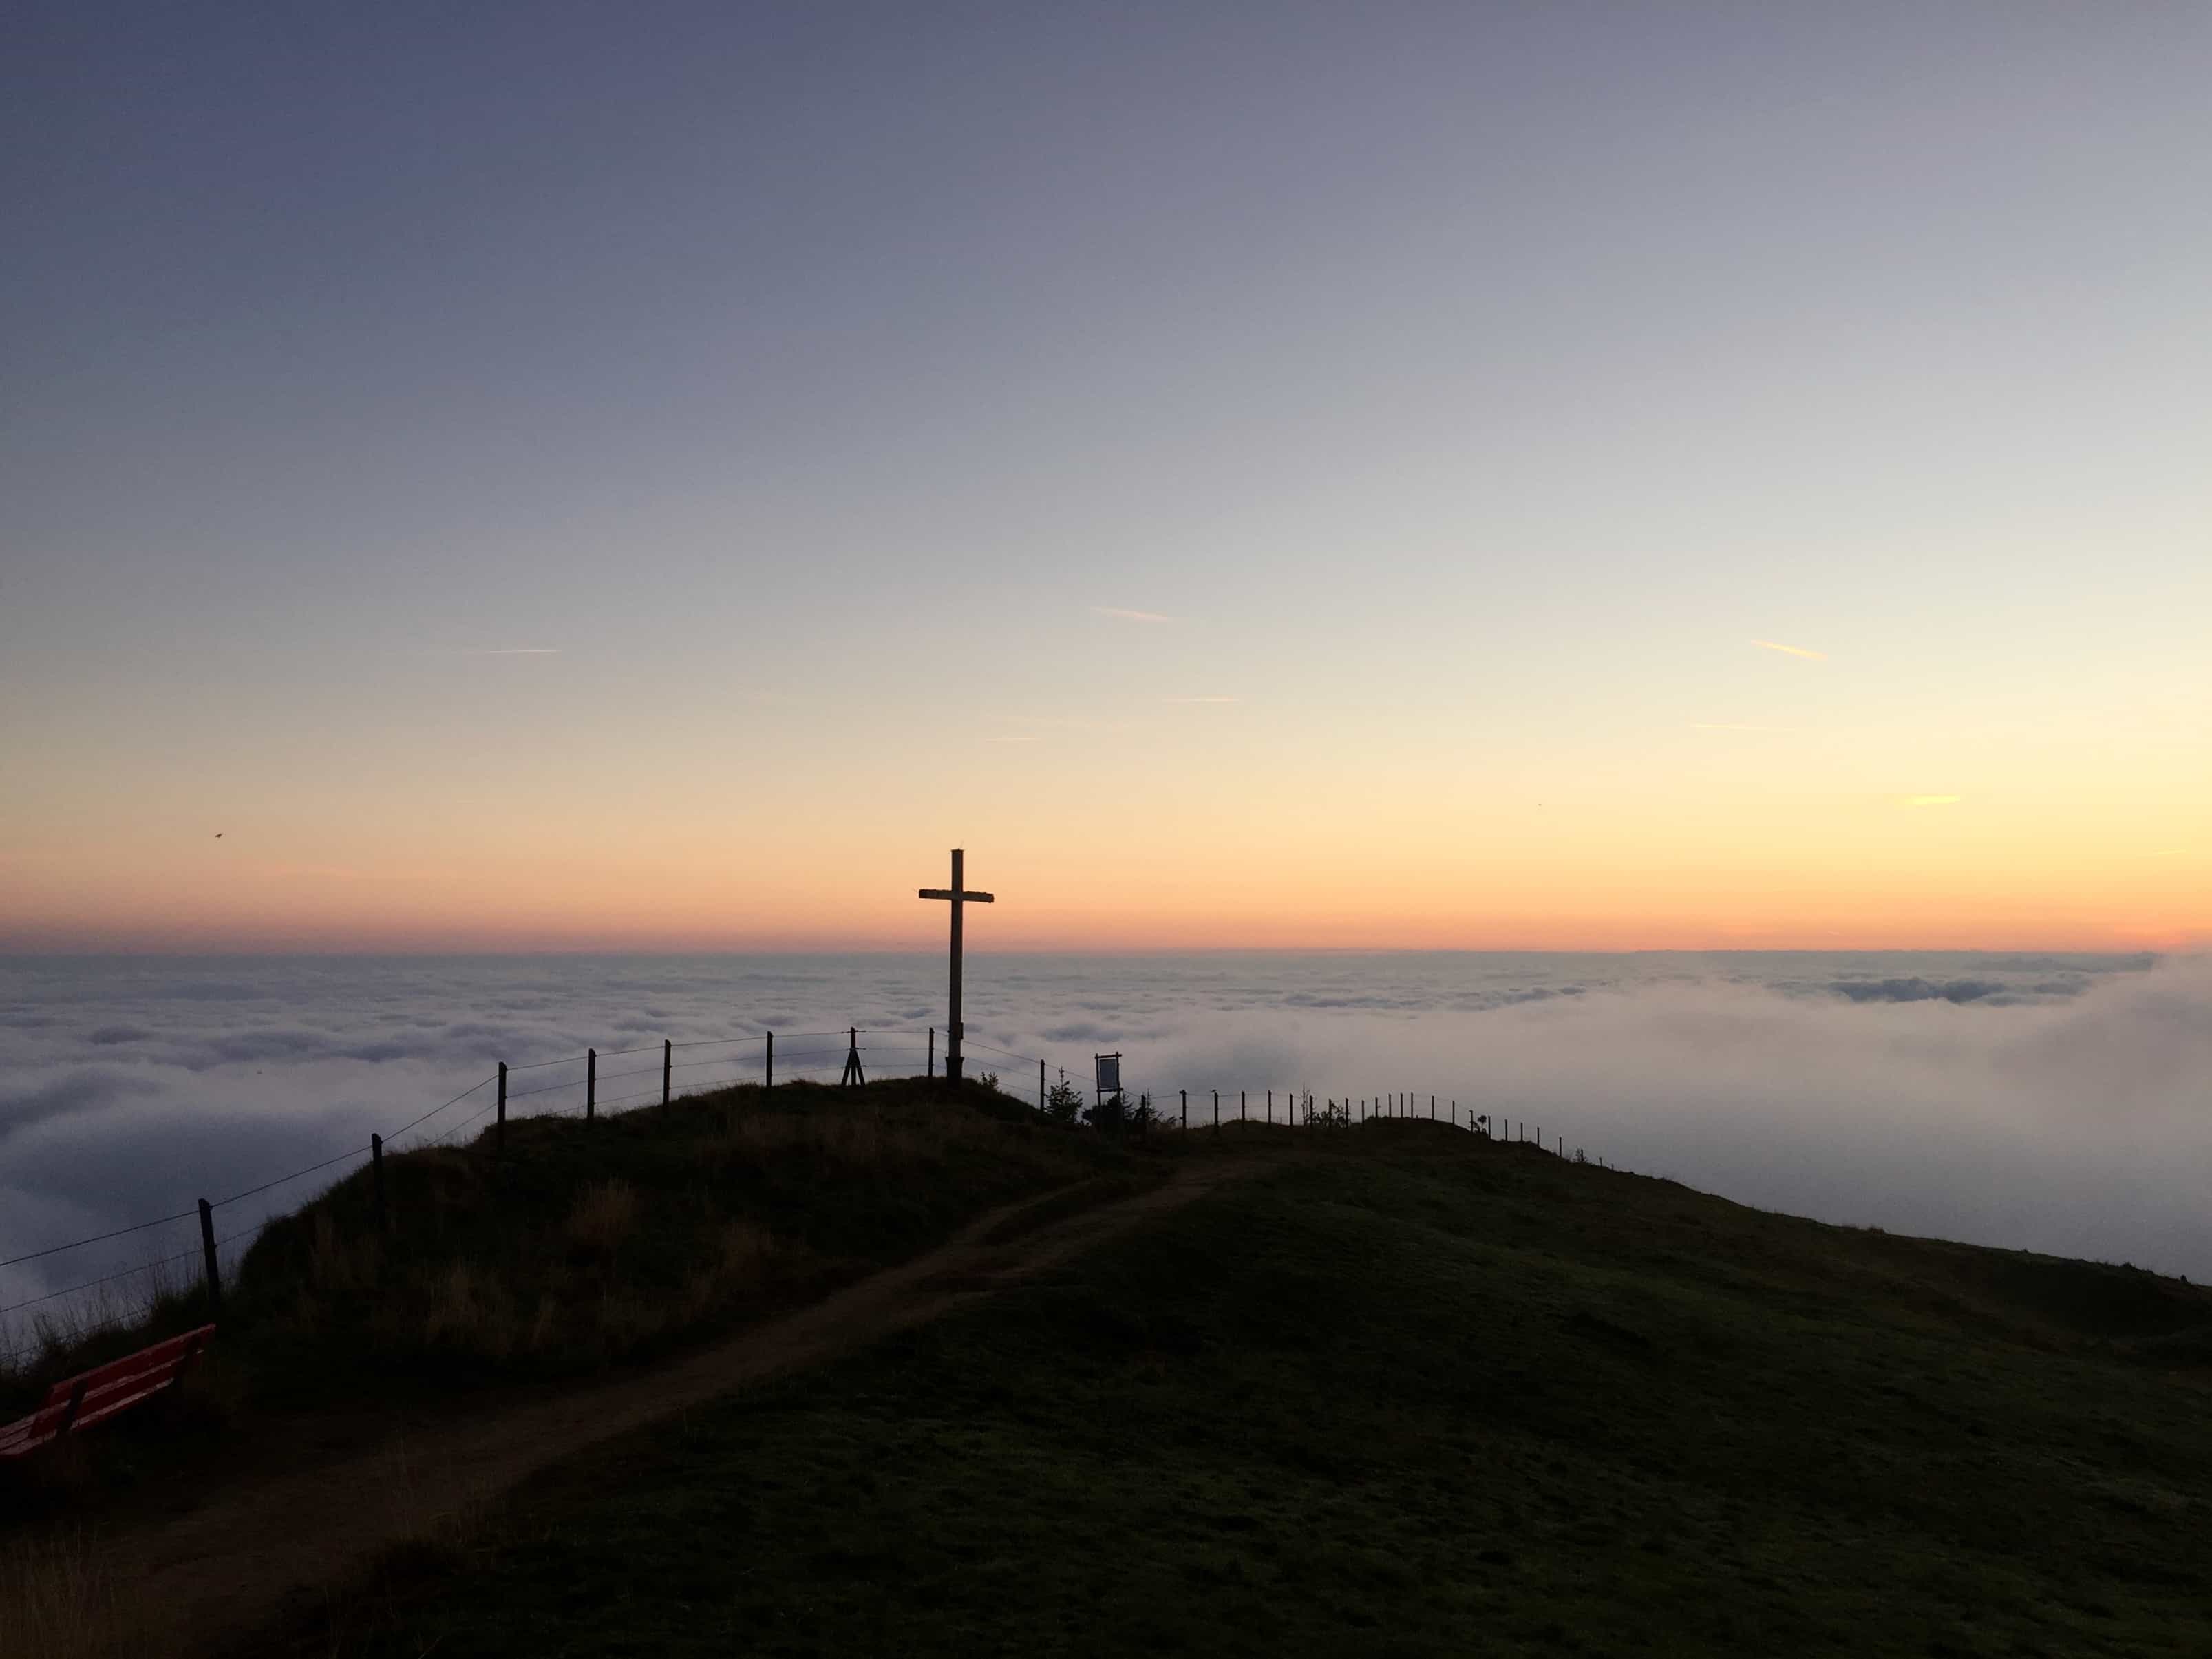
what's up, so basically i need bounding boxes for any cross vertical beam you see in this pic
[919,847,993,1084]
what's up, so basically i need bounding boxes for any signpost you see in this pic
[919,848,993,1084]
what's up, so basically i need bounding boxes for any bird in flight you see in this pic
[214,832,223,838]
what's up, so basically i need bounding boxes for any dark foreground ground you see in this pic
[242,1124,2212,1658]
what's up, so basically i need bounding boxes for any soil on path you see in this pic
[108,1155,1259,1658]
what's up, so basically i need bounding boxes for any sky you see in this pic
[4,2,2209,951]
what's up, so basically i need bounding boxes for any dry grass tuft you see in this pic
[563,1180,639,1256]
[306,1209,381,1294]
[421,1263,518,1357]
[372,1437,493,1552]
[714,1218,777,1284]
[0,1528,150,1659]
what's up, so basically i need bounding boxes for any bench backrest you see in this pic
[0,1324,215,1459]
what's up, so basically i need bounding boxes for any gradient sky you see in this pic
[4,2,2208,951]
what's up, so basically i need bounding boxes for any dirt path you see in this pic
[97,1156,1256,1658]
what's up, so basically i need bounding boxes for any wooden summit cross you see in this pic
[919,847,992,1083]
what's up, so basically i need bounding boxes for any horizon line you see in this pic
[0,942,2182,960]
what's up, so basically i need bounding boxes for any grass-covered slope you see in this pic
[254,1123,2212,1658]
[233,1076,1137,1388]
[1,1079,1142,1519]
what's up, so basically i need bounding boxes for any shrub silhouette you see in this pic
[1043,1070,1085,1125]
[1082,1090,1156,1134]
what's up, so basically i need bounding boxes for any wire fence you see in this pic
[1,1026,1620,1375]
[1129,1084,1616,1163]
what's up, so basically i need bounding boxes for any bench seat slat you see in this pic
[61,1326,213,1396]
[70,1372,189,1433]
[0,1325,214,1459]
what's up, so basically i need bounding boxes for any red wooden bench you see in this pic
[0,1324,215,1459]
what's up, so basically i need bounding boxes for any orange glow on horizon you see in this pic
[8,698,2207,955]
[6,819,2204,954]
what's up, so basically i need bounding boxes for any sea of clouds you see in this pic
[3,950,2208,1349]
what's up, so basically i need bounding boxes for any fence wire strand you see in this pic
[0,1210,200,1274]
[0,1244,206,1320]
[384,1072,496,1141]
[210,1145,372,1212]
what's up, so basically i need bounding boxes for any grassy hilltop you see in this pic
[1,1077,1143,1507]
[242,1116,2212,1658]
[3,1077,1159,1656]
[12,1079,1141,1402]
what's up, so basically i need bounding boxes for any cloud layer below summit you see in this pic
[3,951,2208,1333]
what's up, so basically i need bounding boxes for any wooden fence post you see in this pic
[766,1031,774,1090]
[927,1027,934,1077]
[1212,1090,1219,1132]
[662,1039,672,1106]
[1039,1059,1046,1110]
[497,1061,507,1154]
[1180,1090,1187,1130]
[586,1048,596,1121]
[1267,1090,1273,1123]
[371,1133,387,1235]
[1240,1090,1246,1121]
[198,1198,220,1315]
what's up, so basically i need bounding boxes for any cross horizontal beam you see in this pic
[918,889,993,902]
